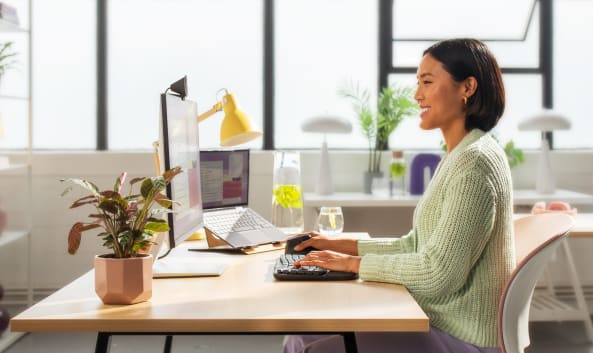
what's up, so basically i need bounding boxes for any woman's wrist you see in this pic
[349,256,362,273]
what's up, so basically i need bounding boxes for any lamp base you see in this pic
[316,141,333,195]
[536,137,555,194]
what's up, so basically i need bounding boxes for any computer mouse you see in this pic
[285,234,316,255]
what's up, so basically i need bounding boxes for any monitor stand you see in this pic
[152,260,226,278]
[149,233,227,278]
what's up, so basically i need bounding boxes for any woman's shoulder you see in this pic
[452,132,508,175]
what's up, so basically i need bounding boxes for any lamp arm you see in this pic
[197,101,224,122]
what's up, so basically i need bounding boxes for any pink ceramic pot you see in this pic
[94,254,153,305]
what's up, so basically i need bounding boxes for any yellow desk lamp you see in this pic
[157,76,262,239]
[197,89,262,146]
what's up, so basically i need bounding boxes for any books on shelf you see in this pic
[0,2,19,26]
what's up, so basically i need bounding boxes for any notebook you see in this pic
[199,149,288,249]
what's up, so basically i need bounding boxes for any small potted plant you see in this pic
[339,82,418,193]
[61,167,181,305]
[0,41,17,85]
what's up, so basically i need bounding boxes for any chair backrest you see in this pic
[498,213,574,353]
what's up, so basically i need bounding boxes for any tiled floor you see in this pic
[3,321,593,353]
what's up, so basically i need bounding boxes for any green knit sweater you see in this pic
[358,129,515,348]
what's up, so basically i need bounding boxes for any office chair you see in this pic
[498,213,574,353]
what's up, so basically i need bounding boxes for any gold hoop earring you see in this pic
[463,96,468,105]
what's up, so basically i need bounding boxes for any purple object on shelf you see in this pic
[409,153,441,195]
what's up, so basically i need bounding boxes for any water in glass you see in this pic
[317,206,344,236]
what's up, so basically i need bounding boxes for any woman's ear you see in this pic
[464,76,478,97]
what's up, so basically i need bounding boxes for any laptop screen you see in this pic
[200,149,250,210]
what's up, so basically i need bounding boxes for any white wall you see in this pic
[1,149,592,290]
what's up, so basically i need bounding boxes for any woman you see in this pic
[283,38,513,353]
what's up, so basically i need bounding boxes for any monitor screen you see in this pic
[159,92,204,249]
[200,149,250,209]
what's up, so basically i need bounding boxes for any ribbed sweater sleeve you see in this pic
[359,170,495,297]
[358,229,416,255]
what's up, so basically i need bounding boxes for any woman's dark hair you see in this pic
[423,38,505,132]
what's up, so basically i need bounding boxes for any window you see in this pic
[385,0,544,150]
[274,0,377,149]
[553,0,593,149]
[27,0,593,150]
[32,0,96,149]
[108,0,263,150]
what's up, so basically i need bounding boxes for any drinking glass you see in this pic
[317,206,344,236]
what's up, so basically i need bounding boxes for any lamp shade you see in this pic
[301,116,352,134]
[219,93,262,146]
[518,109,571,131]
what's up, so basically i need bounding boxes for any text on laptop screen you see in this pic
[200,150,249,209]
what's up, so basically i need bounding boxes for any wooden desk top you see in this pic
[11,236,429,334]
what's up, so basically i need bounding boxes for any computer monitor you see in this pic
[153,87,226,277]
[159,92,204,249]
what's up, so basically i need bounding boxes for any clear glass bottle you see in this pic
[389,150,406,197]
[271,151,304,234]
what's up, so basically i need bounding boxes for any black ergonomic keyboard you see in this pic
[273,253,358,281]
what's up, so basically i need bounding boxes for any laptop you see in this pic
[199,149,288,249]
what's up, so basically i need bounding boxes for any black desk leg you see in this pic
[95,333,112,353]
[164,335,173,353]
[342,332,358,353]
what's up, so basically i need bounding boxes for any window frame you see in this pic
[93,0,554,151]
[378,0,556,148]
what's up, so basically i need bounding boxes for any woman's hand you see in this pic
[293,231,359,255]
[293,250,361,273]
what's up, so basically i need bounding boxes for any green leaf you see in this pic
[61,178,100,198]
[145,221,170,233]
[339,81,418,172]
[141,177,167,199]
[504,140,525,168]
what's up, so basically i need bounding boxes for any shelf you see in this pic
[304,189,593,208]
[304,192,421,207]
[0,230,28,248]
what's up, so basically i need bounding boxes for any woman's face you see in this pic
[414,54,466,131]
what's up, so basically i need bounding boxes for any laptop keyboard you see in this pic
[204,208,276,237]
[273,254,358,281]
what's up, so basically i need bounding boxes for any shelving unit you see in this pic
[0,1,32,351]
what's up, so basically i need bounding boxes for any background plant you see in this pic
[0,41,17,78]
[440,137,524,169]
[339,82,418,173]
[61,167,182,258]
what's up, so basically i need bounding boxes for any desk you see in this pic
[10,236,429,353]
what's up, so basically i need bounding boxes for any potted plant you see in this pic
[61,167,181,305]
[0,41,17,84]
[339,82,418,193]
